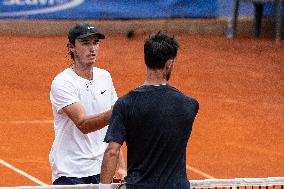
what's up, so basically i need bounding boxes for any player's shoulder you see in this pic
[51,68,78,92]
[93,67,111,77]
[169,85,199,105]
[52,68,73,84]
[114,88,137,106]
[170,87,199,113]
[122,86,144,99]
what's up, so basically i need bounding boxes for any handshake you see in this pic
[99,176,126,189]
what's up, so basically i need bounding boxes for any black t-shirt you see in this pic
[104,84,199,189]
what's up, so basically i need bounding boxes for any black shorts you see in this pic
[53,174,100,185]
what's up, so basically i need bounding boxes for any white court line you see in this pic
[0,120,53,124]
[0,159,48,186]
[186,165,215,179]
[1,119,215,180]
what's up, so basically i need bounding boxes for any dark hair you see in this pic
[144,31,179,69]
[67,36,76,60]
[67,42,75,61]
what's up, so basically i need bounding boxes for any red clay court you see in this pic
[0,33,283,186]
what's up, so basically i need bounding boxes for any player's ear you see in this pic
[67,43,75,52]
[165,59,174,70]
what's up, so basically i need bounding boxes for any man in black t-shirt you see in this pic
[100,32,199,189]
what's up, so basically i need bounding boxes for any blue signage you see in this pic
[0,0,218,19]
[0,0,83,17]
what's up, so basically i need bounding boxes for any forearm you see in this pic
[78,108,112,134]
[63,103,114,134]
[101,147,120,183]
[117,149,127,179]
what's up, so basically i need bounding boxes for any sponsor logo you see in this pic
[0,0,83,17]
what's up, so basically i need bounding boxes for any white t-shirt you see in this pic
[49,67,118,182]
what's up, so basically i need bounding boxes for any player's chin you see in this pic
[84,61,95,67]
[87,59,96,65]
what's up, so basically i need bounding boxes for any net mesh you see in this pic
[0,177,283,189]
[190,177,284,189]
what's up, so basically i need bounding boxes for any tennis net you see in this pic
[1,177,283,189]
[190,177,284,189]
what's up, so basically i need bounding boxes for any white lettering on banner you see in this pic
[3,0,24,5]
[3,0,68,5]
[26,0,37,5]
[0,0,83,16]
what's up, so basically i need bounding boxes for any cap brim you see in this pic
[77,32,105,39]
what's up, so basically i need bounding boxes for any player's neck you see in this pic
[70,63,93,80]
[144,69,167,86]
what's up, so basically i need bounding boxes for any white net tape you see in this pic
[190,177,284,188]
[1,177,284,189]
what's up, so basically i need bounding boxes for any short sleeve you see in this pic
[104,99,126,145]
[110,77,118,105]
[193,99,199,115]
[50,78,79,113]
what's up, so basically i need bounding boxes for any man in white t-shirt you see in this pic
[49,23,126,185]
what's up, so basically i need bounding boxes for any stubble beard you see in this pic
[75,55,96,68]
[166,71,171,81]
[166,64,174,81]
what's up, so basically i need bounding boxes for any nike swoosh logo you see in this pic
[101,90,106,94]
